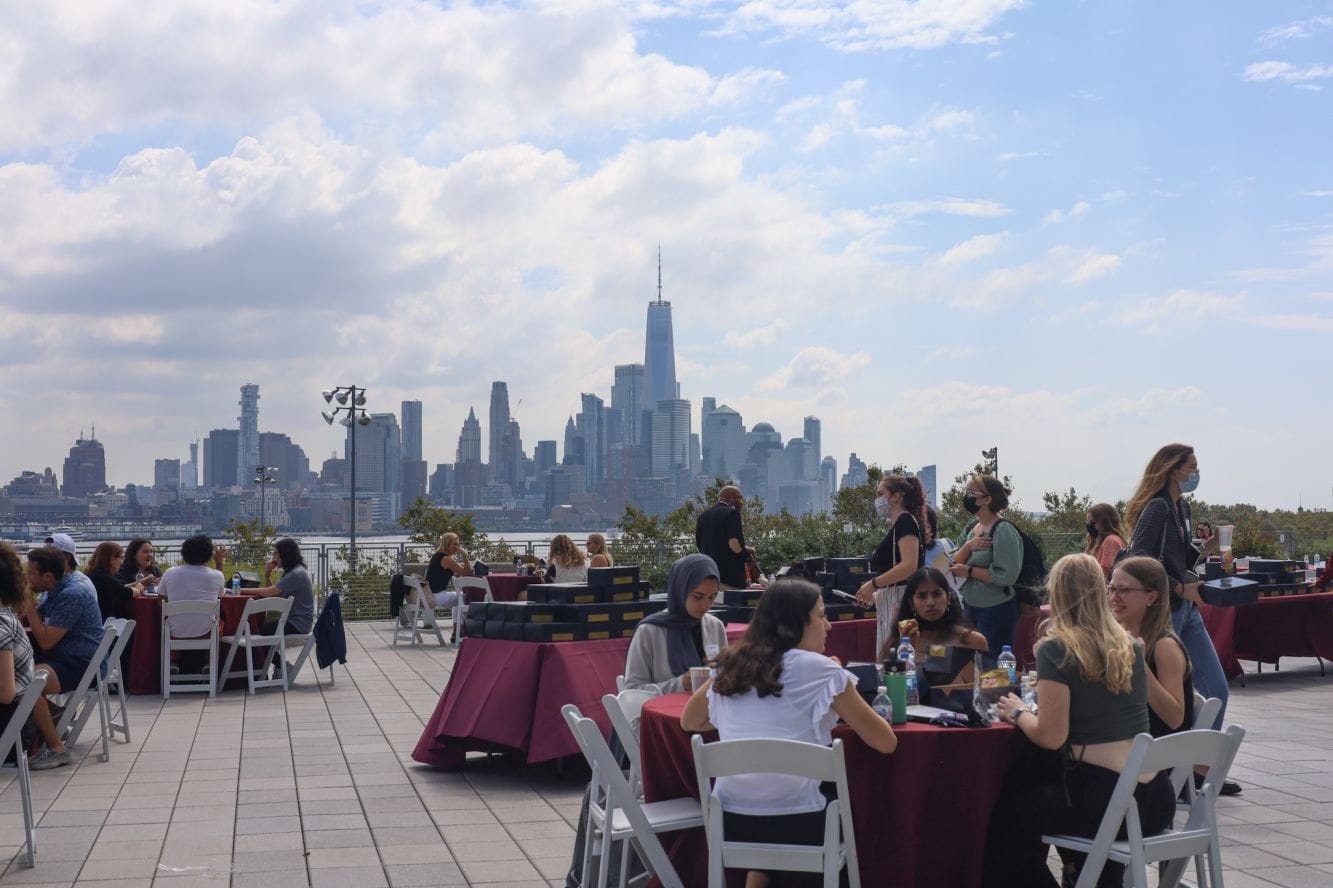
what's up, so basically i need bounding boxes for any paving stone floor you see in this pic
[3,621,1333,887]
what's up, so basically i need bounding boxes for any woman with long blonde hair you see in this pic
[423,532,472,608]
[585,533,613,568]
[984,555,1174,888]
[1083,502,1127,578]
[547,534,588,583]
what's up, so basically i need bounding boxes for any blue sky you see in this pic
[1,1,1330,510]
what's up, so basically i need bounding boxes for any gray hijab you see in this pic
[640,553,720,675]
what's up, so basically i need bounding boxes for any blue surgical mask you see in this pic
[874,495,892,519]
[1180,471,1200,494]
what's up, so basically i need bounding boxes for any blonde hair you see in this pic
[549,534,585,569]
[1112,556,1179,667]
[1125,444,1193,533]
[1084,502,1128,556]
[436,532,459,554]
[586,533,613,566]
[1038,553,1137,694]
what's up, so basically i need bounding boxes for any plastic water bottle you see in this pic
[872,686,893,723]
[896,637,918,707]
[998,645,1018,687]
[1022,670,1038,708]
[231,573,241,596]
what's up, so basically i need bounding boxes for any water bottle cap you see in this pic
[877,686,887,694]
[1001,645,1012,652]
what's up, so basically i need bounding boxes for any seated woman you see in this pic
[1108,556,1192,737]
[250,538,316,636]
[682,578,896,888]
[546,534,588,583]
[984,554,1176,888]
[1,542,46,763]
[586,533,613,569]
[624,554,728,694]
[1085,503,1128,579]
[115,538,161,591]
[86,542,145,622]
[886,568,987,688]
[421,533,473,608]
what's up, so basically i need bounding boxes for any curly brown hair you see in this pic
[0,542,26,608]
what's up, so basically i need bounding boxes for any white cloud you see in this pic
[887,197,1011,219]
[1065,250,1120,284]
[1043,200,1090,225]
[723,319,790,349]
[938,233,1009,266]
[1242,61,1333,84]
[1304,190,1333,197]
[1117,290,1245,328]
[757,347,870,392]
[997,150,1043,161]
[954,246,1122,308]
[1258,16,1333,47]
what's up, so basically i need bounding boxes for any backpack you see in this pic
[990,518,1048,608]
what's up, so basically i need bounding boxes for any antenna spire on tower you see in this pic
[656,244,663,304]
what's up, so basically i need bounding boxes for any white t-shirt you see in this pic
[706,648,856,816]
[158,564,224,637]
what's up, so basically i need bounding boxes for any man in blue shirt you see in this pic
[22,546,106,769]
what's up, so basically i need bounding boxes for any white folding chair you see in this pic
[3,670,51,868]
[1192,692,1223,731]
[453,576,493,641]
[99,618,136,743]
[52,621,118,761]
[616,674,628,692]
[602,688,662,799]
[1043,726,1246,888]
[691,734,861,888]
[286,592,346,688]
[161,600,220,699]
[562,704,698,888]
[393,575,447,647]
[219,597,292,694]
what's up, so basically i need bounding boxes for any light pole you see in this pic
[253,464,278,530]
[322,386,370,564]
[981,447,999,477]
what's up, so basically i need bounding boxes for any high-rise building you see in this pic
[488,382,510,480]
[644,251,679,407]
[821,456,838,507]
[534,440,557,475]
[612,364,647,448]
[702,403,745,481]
[400,400,426,505]
[347,413,401,521]
[786,438,817,483]
[579,393,606,486]
[563,416,580,464]
[237,383,260,491]
[182,439,199,490]
[154,459,181,491]
[803,416,822,467]
[203,429,239,489]
[61,432,106,498]
[841,452,869,490]
[651,399,691,483]
[455,407,483,508]
[259,432,310,492]
[918,464,938,509]
[428,464,454,503]
[543,466,572,516]
[498,419,523,488]
[456,407,482,463]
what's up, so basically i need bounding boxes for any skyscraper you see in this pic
[455,407,482,508]
[841,452,869,489]
[534,440,557,475]
[579,393,606,486]
[611,364,647,447]
[182,439,199,489]
[61,432,106,498]
[203,429,239,489]
[154,459,181,491]
[702,403,745,480]
[347,413,401,521]
[456,407,482,463]
[259,432,310,491]
[400,400,426,505]
[237,383,260,489]
[563,416,579,464]
[821,456,838,508]
[651,398,691,484]
[918,464,938,509]
[488,382,510,480]
[803,416,822,467]
[644,250,679,406]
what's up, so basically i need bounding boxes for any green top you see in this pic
[954,517,1024,608]
[1037,638,1149,745]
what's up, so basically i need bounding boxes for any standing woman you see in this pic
[116,538,161,590]
[1124,444,1231,736]
[855,475,926,659]
[1085,503,1128,579]
[586,533,614,568]
[948,475,1024,660]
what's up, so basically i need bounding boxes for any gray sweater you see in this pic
[623,615,729,695]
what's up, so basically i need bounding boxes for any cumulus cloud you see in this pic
[723,319,790,349]
[887,197,1011,219]
[1242,61,1333,84]
[757,347,870,392]
[938,233,1009,266]
[1258,15,1333,47]
[1043,200,1090,225]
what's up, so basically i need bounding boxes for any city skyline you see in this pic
[2,3,1331,511]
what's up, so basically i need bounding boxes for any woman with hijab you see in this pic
[623,554,729,694]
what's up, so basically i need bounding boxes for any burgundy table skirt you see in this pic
[726,618,878,664]
[412,635,630,769]
[486,574,537,602]
[1199,590,1333,679]
[639,693,1019,888]
[126,595,261,695]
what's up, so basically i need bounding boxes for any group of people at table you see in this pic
[0,532,314,772]
[614,442,1235,888]
[408,531,615,610]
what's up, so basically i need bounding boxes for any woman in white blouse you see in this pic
[682,579,896,888]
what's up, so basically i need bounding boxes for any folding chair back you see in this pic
[161,599,220,699]
[602,688,661,797]
[1043,725,1246,888]
[99,618,136,743]
[2,670,50,868]
[1192,693,1222,731]
[220,596,292,694]
[393,575,447,647]
[54,619,118,760]
[691,734,861,888]
[561,704,693,888]
[453,576,493,640]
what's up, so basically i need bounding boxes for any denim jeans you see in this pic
[965,596,1019,665]
[1172,600,1228,729]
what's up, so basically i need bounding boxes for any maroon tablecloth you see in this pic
[1199,591,1333,679]
[639,693,1018,888]
[486,574,537,602]
[412,636,630,769]
[126,595,261,695]
[726,618,878,664]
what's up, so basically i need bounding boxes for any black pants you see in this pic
[983,749,1176,888]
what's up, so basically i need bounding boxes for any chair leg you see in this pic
[18,752,36,867]
[97,683,112,763]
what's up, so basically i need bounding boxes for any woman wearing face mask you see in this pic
[1125,444,1232,748]
[856,475,926,658]
[1084,503,1128,579]
[947,476,1024,661]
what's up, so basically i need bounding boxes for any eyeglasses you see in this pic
[1106,584,1148,598]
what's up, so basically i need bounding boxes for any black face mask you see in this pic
[962,494,981,515]
[1086,521,1099,536]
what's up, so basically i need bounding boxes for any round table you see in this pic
[638,693,1019,888]
[485,574,538,602]
[126,594,262,694]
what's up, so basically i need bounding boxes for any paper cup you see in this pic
[1217,524,1234,552]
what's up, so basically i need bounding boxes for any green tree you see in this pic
[1040,488,1094,533]
[224,518,275,569]
[397,497,481,547]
